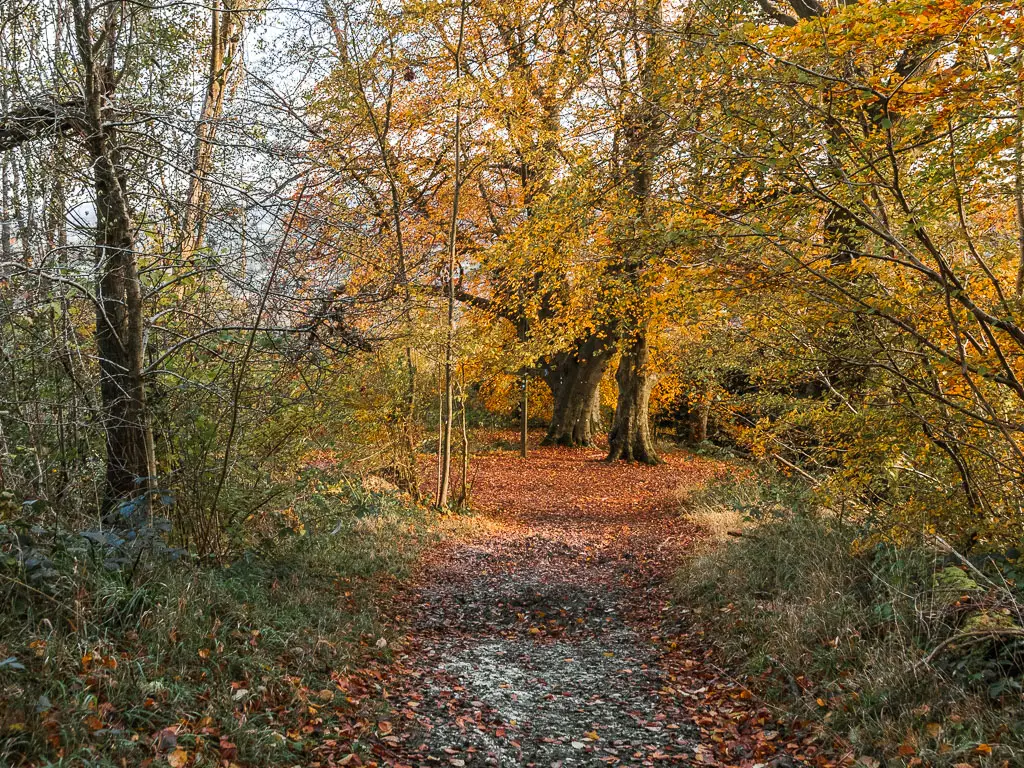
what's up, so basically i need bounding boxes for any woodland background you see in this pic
[2,0,1024,763]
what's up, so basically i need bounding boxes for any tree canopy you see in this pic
[1,0,1023,547]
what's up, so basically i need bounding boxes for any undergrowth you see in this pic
[677,470,1024,767]
[0,480,435,767]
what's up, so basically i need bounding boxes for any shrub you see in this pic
[677,471,1024,766]
[0,483,434,766]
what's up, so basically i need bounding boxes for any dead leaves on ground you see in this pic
[339,438,848,767]
[111,436,994,767]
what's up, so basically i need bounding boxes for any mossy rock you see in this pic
[932,566,982,605]
[962,609,1019,633]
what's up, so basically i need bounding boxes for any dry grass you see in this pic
[0,483,437,767]
[675,471,1024,767]
[683,503,749,545]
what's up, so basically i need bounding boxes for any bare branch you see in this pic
[0,99,85,151]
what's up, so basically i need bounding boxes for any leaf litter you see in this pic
[342,439,843,767]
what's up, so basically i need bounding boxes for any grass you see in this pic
[0,481,437,767]
[676,469,1024,767]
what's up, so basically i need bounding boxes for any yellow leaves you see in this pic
[167,748,189,768]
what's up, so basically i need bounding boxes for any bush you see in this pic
[677,471,1024,766]
[0,483,434,767]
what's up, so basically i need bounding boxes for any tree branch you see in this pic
[755,0,798,27]
[414,280,507,318]
[0,99,85,151]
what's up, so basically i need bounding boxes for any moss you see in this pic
[962,609,1019,633]
[932,566,982,604]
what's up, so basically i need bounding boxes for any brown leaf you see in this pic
[218,737,237,761]
[154,727,178,752]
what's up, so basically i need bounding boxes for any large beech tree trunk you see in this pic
[607,330,659,463]
[606,0,663,465]
[541,334,613,447]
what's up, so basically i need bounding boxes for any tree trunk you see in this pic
[542,335,613,447]
[94,155,153,522]
[1015,79,1024,296]
[606,0,663,463]
[588,379,603,438]
[693,401,710,443]
[0,1,155,522]
[1,154,11,260]
[181,0,243,261]
[458,364,469,504]
[520,372,528,457]
[71,0,154,523]
[436,0,467,510]
[607,331,659,464]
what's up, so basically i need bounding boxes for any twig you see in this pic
[765,654,802,700]
[932,535,999,589]
[769,453,819,485]
[0,572,66,607]
[915,628,1024,670]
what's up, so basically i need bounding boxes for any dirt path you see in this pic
[365,441,823,767]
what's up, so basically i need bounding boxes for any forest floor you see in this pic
[353,437,839,768]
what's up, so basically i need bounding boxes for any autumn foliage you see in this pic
[3,0,1024,763]
[294,0,1024,546]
